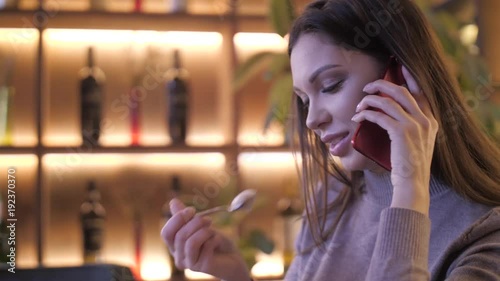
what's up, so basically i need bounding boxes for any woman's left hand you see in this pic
[352,65,439,216]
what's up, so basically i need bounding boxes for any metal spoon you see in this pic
[196,189,257,217]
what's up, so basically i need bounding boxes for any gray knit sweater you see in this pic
[285,170,500,281]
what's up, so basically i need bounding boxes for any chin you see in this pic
[337,149,375,172]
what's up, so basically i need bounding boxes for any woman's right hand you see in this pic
[161,198,251,281]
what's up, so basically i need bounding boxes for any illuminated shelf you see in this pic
[0,10,270,32]
[40,145,234,154]
[0,145,292,155]
[0,5,293,271]
[0,146,37,154]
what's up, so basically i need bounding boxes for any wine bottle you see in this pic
[161,175,185,278]
[129,88,141,146]
[80,181,106,264]
[89,0,106,11]
[134,0,142,12]
[277,180,302,272]
[165,49,189,145]
[168,0,187,13]
[0,0,19,10]
[79,47,105,147]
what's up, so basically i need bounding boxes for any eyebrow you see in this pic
[308,64,342,83]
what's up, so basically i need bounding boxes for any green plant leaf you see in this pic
[233,51,279,92]
[268,0,295,37]
[264,53,290,81]
[264,73,293,131]
[248,229,275,254]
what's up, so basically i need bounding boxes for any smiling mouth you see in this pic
[322,132,349,145]
[322,132,350,156]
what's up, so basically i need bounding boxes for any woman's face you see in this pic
[290,33,386,172]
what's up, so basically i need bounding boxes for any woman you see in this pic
[161,0,500,280]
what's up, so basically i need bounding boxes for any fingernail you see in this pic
[352,114,360,122]
[363,83,371,92]
[356,103,361,112]
[183,207,195,218]
[202,217,212,225]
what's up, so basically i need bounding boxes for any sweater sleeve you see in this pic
[366,207,431,281]
[439,208,500,281]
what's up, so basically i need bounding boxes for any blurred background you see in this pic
[0,0,498,280]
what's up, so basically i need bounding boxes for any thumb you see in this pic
[170,198,186,215]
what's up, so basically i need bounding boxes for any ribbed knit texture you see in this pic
[376,208,430,259]
[284,170,500,281]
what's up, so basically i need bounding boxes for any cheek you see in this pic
[332,86,366,120]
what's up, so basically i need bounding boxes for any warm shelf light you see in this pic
[43,134,81,147]
[0,155,38,167]
[141,153,225,167]
[234,32,288,49]
[185,269,214,280]
[44,133,226,148]
[0,28,39,43]
[140,259,171,281]
[44,29,223,46]
[460,24,478,46]
[238,131,285,147]
[187,134,226,146]
[251,252,284,278]
[43,254,80,267]
[10,134,38,146]
[239,152,298,165]
[99,134,136,147]
[138,135,170,146]
[43,153,225,168]
[43,154,126,167]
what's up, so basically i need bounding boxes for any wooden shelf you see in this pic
[239,145,292,153]
[0,10,270,32]
[0,10,36,28]
[0,146,37,154]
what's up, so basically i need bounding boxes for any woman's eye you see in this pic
[321,80,344,93]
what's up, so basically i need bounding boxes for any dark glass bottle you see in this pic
[80,181,106,264]
[79,47,105,147]
[165,50,189,145]
[161,175,185,278]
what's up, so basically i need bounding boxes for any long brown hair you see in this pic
[288,0,500,249]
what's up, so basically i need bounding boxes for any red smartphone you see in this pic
[351,57,405,171]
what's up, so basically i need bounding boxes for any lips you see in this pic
[321,132,350,156]
[321,132,350,146]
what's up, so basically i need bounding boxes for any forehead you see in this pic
[290,33,354,79]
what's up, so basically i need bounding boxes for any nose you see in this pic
[305,99,331,130]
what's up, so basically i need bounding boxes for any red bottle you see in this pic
[130,88,141,146]
[134,0,142,12]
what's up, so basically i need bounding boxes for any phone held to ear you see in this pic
[351,57,405,171]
